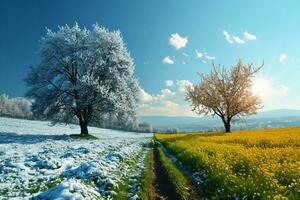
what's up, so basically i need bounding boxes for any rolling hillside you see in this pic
[140,109,300,132]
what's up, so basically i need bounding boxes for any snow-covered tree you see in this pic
[0,94,33,119]
[137,122,153,133]
[25,23,139,135]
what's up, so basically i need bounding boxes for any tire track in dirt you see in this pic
[152,147,181,200]
[146,146,201,200]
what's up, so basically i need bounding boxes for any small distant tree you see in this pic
[25,23,139,135]
[186,59,263,133]
[166,127,178,134]
[0,94,33,119]
[138,122,153,133]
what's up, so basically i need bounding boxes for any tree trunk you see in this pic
[224,122,231,133]
[79,120,89,135]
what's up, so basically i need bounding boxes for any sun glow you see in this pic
[252,77,273,98]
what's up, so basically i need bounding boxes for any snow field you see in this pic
[0,117,152,199]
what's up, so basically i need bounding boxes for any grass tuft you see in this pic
[69,134,98,140]
[138,148,155,200]
[157,147,190,200]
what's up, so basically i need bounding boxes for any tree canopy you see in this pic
[186,59,263,132]
[25,23,139,134]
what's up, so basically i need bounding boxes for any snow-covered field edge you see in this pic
[0,117,152,199]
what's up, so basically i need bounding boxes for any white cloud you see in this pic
[138,80,195,116]
[169,33,188,50]
[223,30,256,44]
[223,31,233,44]
[252,77,289,99]
[279,54,287,63]
[161,88,175,97]
[182,61,186,65]
[206,55,216,60]
[139,77,289,116]
[165,80,174,87]
[195,50,216,61]
[232,36,245,44]
[195,50,203,58]
[244,32,257,41]
[138,100,192,116]
[162,56,174,64]
[139,89,153,103]
[177,80,193,92]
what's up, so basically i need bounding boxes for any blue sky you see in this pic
[1,0,300,115]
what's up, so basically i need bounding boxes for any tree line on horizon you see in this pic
[0,94,33,119]
[0,94,153,133]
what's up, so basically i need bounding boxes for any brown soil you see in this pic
[144,147,201,200]
[152,147,181,200]
[186,178,202,200]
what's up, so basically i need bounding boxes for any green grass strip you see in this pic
[69,134,98,140]
[157,147,190,200]
[138,148,155,200]
[115,147,147,200]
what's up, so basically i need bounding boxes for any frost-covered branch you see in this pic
[25,23,139,134]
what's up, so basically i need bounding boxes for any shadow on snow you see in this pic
[0,132,69,144]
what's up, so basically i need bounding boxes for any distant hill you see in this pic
[139,109,300,132]
[252,109,300,118]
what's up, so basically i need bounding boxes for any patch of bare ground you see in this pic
[142,146,200,200]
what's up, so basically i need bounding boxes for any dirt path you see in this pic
[145,147,201,200]
[152,147,181,200]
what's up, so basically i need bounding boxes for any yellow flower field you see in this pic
[156,127,300,199]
